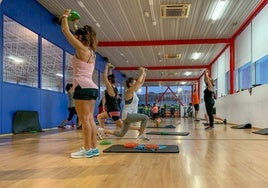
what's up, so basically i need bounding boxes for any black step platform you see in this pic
[231,123,252,129]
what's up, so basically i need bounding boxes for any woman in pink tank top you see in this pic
[61,9,99,159]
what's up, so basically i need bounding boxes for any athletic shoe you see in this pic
[97,128,104,140]
[86,148,100,158]
[58,125,65,129]
[137,134,150,141]
[205,126,214,130]
[70,147,87,159]
[223,119,227,125]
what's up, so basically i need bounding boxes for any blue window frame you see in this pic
[255,55,268,85]
[238,62,251,90]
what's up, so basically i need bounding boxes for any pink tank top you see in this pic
[72,51,98,89]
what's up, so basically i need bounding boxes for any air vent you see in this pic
[160,4,191,18]
[164,54,181,59]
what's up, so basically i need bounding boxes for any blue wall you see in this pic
[0,0,125,134]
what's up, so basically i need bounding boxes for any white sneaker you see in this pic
[137,134,150,141]
[70,147,87,159]
[97,128,104,140]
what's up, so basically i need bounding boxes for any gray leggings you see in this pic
[114,113,148,137]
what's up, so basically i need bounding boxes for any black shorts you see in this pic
[73,85,98,100]
[194,104,199,111]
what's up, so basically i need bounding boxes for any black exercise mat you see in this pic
[13,111,43,134]
[231,123,252,129]
[103,144,179,153]
[203,122,223,125]
[146,125,176,128]
[252,128,268,135]
[146,131,190,136]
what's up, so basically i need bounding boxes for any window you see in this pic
[237,62,251,90]
[255,55,268,85]
[137,85,191,106]
[41,38,63,91]
[3,16,38,87]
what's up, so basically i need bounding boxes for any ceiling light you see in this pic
[8,55,24,64]
[184,71,192,76]
[210,0,228,21]
[180,81,186,85]
[191,52,202,60]
[148,0,157,26]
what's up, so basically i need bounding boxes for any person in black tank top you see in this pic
[97,62,122,129]
[203,70,215,130]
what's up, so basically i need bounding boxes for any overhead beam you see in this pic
[145,78,198,82]
[98,38,230,47]
[115,65,208,71]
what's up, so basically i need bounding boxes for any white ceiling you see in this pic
[37,0,263,86]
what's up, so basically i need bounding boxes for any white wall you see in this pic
[198,4,268,129]
[199,84,268,129]
[235,24,252,67]
[252,4,268,62]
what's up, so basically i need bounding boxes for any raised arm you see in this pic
[61,9,88,56]
[204,70,214,91]
[124,67,147,100]
[104,63,116,97]
[129,67,147,93]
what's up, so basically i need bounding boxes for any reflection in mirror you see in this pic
[3,15,38,87]
[65,53,73,86]
[41,38,63,92]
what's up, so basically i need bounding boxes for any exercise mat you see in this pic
[146,131,190,136]
[103,144,179,153]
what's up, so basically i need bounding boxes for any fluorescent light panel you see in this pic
[184,71,192,76]
[8,55,24,64]
[191,52,202,60]
[211,0,228,21]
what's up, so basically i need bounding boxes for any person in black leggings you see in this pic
[203,70,215,130]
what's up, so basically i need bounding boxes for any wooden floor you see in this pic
[1,118,268,188]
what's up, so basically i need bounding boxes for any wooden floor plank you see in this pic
[1,118,268,188]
